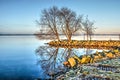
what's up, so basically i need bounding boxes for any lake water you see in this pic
[61,34,120,40]
[0,35,119,80]
[0,36,52,80]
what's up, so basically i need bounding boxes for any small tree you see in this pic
[82,16,95,41]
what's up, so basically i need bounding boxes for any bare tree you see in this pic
[59,7,82,41]
[82,16,96,41]
[36,6,96,41]
[37,6,60,41]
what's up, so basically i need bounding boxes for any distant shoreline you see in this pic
[0,34,120,36]
[0,34,34,36]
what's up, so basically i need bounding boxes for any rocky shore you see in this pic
[46,40,120,80]
[56,58,120,80]
[55,46,120,80]
[49,40,120,49]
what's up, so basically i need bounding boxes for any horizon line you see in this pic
[0,33,120,36]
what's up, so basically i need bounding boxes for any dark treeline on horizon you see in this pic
[0,34,34,36]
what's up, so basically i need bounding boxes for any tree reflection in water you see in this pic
[35,46,98,79]
[35,46,75,79]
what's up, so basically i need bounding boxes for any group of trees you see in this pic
[37,6,96,41]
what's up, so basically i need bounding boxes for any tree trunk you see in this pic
[90,35,92,41]
[87,34,89,41]
[56,32,60,41]
[68,35,72,42]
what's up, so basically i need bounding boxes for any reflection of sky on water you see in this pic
[35,45,102,79]
[0,36,51,79]
[0,36,106,79]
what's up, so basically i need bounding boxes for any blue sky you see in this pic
[0,0,120,34]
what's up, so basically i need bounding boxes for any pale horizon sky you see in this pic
[0,0,120,34]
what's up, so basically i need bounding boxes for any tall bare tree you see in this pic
[37,6,60,41]
[59,7,82,41]
[82,16,95,41]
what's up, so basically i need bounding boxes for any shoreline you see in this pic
[56,58,120,80]
[48,41,120,80]
[56,46,120,80]
[48,40,120,49]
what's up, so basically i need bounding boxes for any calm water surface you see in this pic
[0,35,108,80]
[0,36,51,80]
